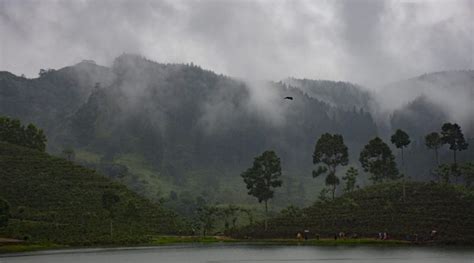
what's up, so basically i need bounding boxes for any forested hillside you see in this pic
[0,61,115,140]
[282,78,372,110]
[0,55,472,212]
[0,141,185,245]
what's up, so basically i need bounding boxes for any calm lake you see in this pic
[1,244,473,263]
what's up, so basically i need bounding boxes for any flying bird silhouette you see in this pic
[284,96,293,100]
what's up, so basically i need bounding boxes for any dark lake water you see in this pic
[1,244,473,263]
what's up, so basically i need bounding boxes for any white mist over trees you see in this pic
[1,0,472,86]
[0,0,472,214]
[0,54,472,212]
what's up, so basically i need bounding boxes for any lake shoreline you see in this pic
[1,236,469,255]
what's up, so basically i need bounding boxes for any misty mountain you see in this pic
[67,55,377,174]
[0,55,471,208]
[376,70,474,135]
[282,78,373,111]
[0,61,115,140]
[391,96,449,139]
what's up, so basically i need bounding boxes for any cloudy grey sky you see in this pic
[0,0,472,87]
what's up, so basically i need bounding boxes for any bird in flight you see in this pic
[284,96,293,100]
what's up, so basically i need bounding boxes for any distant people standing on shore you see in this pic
[296,232,302,240]
[304,229,309,240]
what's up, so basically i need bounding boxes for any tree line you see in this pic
[0,116,47,152]
[241,122,471,230]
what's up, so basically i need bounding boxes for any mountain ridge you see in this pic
[0,55,472,211]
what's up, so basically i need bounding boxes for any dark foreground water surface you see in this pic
[1,244,473,263]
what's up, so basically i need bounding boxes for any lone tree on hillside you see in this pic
[241,150,282,231]
[390,129,411,173]
[312,133,349,200]
[342,167,359,193]
[390,129,411,200]
[359,137,399,183]
[440,123,468,166]
[102,191,120,239]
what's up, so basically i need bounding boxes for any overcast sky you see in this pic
[0,0,472,87]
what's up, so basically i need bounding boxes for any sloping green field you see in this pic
[0,142,186,245]
[233,182,474,244]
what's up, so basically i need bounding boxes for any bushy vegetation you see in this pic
[0,142,187,245]
[0,116,46,151]
[0,198,9,229]
[232,182,474,244]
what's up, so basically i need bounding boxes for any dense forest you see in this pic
[0,55,472,215]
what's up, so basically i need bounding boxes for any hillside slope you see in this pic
[233,182,474,244]
[0,142,184,245]
[0,61,115,151]
[0,56,472,211]
[376,70,474,136]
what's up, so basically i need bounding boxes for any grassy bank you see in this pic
[0,236,422,254]
[0,243,65,254]
[0,142,186,245]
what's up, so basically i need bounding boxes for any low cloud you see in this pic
[0,0,471,87]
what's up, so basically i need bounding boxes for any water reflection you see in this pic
[1,244,473,263]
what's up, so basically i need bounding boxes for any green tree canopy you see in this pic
[359,137,399,183]
[312,133,349,199]
[390,129,411,200]
[441,123,468,165]
[391,129,411,148]
[390,129,411,168]
[241,150,282,230]
[0,116,46,151]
